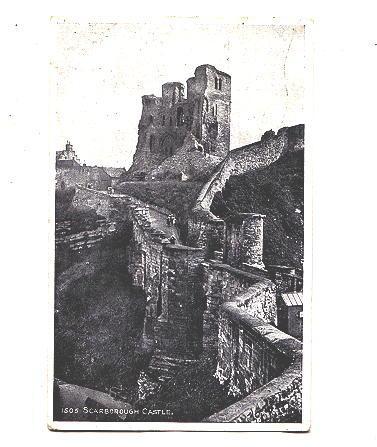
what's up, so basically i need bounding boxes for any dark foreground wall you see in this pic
[205,303,302,422]
[202,261,277,352]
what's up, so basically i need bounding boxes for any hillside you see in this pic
[55,244,148,394]
[145,134,222,181]
[115,180,204,241]
[211,149,304,268]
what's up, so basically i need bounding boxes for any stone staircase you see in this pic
[148,355,198,383]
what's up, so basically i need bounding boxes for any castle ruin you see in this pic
[128,65,231,179]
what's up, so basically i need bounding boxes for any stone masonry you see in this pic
[206,302,302,422]
[224,213,265,270]
[201,262,277,353]
[128,65,231,179]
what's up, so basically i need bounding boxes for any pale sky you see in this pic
[50,18,305,168]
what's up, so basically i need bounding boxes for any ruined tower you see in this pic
[128,64,231,179]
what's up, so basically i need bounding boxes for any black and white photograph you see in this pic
[4,4,377,445]
[50,18,308,430]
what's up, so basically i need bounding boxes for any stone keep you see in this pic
[129,64,231,176]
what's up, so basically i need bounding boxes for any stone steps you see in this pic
[148,355,197,382]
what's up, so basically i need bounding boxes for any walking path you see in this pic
[108,189,181,243]
[76,185,182,244]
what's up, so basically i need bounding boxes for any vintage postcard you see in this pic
[49,17,311,431]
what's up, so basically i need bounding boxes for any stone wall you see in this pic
[56,187,134,261]
[55,217,115,252]
[193,124,304,216]
[215,304,291,396]
[187,213,225,257]
[56,166,112,191]
[71,186,132,221]
[153,245,206,359]
[120,198,206,359]
[205,303,302,422]
[201,261,277,352]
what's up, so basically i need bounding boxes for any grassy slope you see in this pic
[116,181,203,215]
[148,151,221,181]
[55,190,148,395]
[211,150,304,268]
[55,186,101,234]
[116,181,204,242]
[55,247,148,394]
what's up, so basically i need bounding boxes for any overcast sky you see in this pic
[50,18,305,168]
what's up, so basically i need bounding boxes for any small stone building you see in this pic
[277,291,303,340]
[55,141,118,191]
